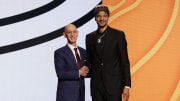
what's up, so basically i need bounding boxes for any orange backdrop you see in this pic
[103,0,180,101]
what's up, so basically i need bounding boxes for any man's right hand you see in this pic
[79,66,89,77]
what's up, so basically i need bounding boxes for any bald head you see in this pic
[64,24,77,32]
[63,24,78,46]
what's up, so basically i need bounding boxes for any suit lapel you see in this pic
[91,31,106,59]
[78,47,86,68]
[93,32,101,56]
[64,45,77,67]
[101,27,111,58]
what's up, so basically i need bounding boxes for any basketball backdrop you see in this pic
[103,0,180,101]
[0,0,179,101]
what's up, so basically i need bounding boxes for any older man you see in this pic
[54,24,88,101]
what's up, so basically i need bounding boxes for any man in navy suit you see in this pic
[86,5,131,101]
[54,24,89,101]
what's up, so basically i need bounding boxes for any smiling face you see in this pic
[63,24,78,46]
[95,11,109,28]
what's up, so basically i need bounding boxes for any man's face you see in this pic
[95,11,109,28]
[64,25,78,45]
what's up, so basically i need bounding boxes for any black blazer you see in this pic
[86,26,131,95]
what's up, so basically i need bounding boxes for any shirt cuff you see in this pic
[124,86,130,89]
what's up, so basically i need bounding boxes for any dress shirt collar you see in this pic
[67,43,78,50]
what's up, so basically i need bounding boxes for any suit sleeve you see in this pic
[54,50,80,80]
[118,32,131,87]
[85,35,92,77]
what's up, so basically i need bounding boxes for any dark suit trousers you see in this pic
[91,78,122,101]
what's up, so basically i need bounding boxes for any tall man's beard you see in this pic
[98,23,107,28]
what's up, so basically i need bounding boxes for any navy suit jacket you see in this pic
[54,45,86,101]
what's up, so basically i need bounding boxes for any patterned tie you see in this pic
[74,48,81,69]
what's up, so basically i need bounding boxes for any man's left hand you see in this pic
[122,88,130,101]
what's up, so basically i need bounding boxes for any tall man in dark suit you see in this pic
[86,5,131,101]
[54,24,89,101]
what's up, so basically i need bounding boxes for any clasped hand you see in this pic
[79,66,89,78]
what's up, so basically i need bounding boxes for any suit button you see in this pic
[101,63,103,66]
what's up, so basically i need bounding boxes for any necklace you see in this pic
[97,34,105,43]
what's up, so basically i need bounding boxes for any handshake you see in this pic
[79,66,89,78]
